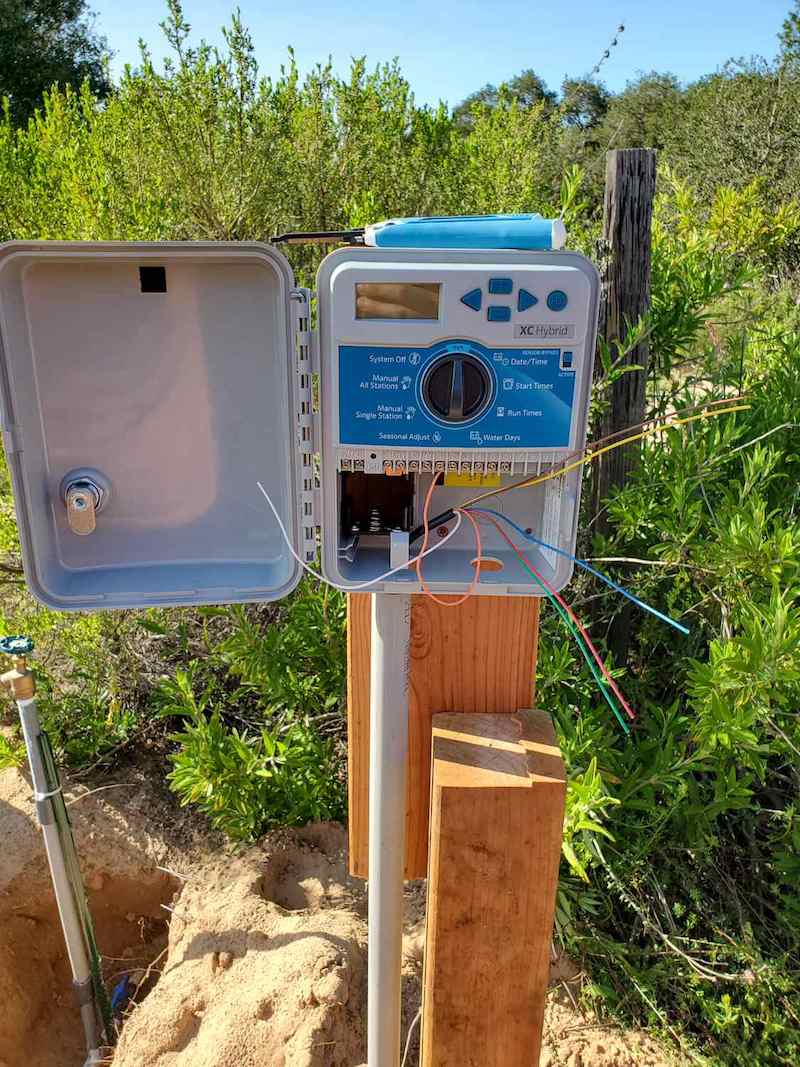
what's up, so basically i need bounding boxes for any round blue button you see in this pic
[547,289,568,312]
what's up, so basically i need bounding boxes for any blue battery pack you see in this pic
[364,214,566,251]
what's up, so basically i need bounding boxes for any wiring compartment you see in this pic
[339,472,415,537]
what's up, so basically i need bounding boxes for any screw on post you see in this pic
[0,635,36,701]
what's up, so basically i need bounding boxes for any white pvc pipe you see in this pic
[17,696,102,1058]
[368,592,411,1067]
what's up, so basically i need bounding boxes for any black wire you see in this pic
[270,228,365,245]
[409,509,456,544]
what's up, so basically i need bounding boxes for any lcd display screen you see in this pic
[355,282,440,320]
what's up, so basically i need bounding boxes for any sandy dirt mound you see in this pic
[542,999,675,1067]
[1,764,676,1067]
[114,844,367,1066]
[112,825,675,1067]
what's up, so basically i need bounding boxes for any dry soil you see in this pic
[0,766,677,1067]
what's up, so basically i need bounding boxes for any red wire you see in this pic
[478,513,636,720]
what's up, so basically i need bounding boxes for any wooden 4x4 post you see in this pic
[347,592,565,1066]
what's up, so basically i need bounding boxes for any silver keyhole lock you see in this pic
[59,469,111,536]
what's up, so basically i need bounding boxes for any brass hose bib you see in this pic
[0,636,36,700]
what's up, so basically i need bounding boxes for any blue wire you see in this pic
[468,507,690,636]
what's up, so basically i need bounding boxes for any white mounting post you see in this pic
[368,592,411,1067]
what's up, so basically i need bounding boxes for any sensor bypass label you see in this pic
[338,341,576,449]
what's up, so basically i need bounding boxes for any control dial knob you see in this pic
[421,352,493,424]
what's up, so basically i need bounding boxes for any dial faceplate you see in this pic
[421,351,494,424]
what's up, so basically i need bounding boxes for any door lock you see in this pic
[60,470,110,536]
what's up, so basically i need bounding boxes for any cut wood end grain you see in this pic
[432,709,566,788]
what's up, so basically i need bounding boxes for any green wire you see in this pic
[40,731,115,1041]
[513,552,631,735]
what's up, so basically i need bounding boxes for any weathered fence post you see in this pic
[592,148,657,665]
[592,148,657,528]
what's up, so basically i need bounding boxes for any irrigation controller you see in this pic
[0,217,599,609]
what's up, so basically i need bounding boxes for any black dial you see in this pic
[421,352,493,424]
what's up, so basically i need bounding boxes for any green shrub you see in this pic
[0,597,148,767]
[548,282,800,1063]
[140,576,348,840]
[0,732,24,769]
[217,582,346,717]
[156,664,345,840]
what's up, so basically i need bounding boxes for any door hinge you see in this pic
[1,424,22,454]
[310,323,321,377]
[292,288,318,562]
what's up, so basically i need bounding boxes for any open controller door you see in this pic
[0,241,313,610]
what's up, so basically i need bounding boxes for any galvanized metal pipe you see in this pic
[17,696,103,1059]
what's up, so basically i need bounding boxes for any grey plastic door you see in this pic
[0,241,304,610]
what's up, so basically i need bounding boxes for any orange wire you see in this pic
[414,473,483,606]
[479,512,636,720]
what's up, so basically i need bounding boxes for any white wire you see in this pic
[401,1008,422,1067]
[256,481,462,591]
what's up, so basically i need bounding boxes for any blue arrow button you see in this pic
[517,289,538,312]
[460,288,482,312]
[488,277,513,295]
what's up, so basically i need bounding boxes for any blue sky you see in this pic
[90,0,792,108]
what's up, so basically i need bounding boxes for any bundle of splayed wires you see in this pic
[259,398,750,734]
[411,398,750,733]
[414,469,637,733]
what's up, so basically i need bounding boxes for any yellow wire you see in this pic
[462,404,752,507]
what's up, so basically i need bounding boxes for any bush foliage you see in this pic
[0,4,799,1064]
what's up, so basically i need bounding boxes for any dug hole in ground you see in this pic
[0,765,676,1067]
